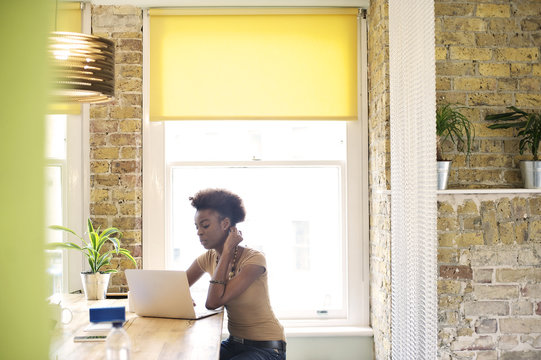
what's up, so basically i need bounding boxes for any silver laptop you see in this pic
[125,269,222,320]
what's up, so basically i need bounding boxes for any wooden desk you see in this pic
[50,294,224,360]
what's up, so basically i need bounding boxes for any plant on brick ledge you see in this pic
[486,106,541,189]
[436,103,475,161]
[49,219,136,299]
[436,103,475,190]
[485,106,540,161]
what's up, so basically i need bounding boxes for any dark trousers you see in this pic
[220,338,286,360]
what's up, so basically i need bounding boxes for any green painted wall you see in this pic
[0,0,52,359]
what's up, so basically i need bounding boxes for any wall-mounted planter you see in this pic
[520,161,541,189]
[437,161,452,190]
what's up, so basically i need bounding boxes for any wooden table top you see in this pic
[49,294,224,360]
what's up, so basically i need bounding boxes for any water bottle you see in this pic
[106,321,131,360]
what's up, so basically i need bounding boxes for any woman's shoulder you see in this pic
[196,249,217,269]
[198,248,217,259]
[239,247,266,266]
[240,246,264,257]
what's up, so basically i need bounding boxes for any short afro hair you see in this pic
[189,188,246,226]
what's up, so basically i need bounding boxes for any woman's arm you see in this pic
[186,259,205,287]
[205,227,265,309]
[206,263,265,309]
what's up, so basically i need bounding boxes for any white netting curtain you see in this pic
[389,0,437,358]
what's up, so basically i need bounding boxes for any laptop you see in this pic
[125,269,222,320]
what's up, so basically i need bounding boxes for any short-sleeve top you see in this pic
[196,248,285,341]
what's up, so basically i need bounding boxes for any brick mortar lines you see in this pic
[435,0,541,189]
[90,5,143,292]
[438,194,541,358]
[368,1,392,358]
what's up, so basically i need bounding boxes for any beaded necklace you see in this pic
[215,246,238,280]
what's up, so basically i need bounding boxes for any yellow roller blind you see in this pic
[57,2,82,33]
[149,8,359,120]
[49,2,82,114]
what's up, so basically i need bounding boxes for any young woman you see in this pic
[186,188,286,360]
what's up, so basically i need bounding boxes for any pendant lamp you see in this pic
[49,31,115,103]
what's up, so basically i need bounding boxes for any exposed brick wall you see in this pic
[368,0,392,359]
[435,3,541,358]
[368,0,391,191]
[435,0,541,188]
[369,2,541,359]
[438,194,541,359]
[90,5,143,292]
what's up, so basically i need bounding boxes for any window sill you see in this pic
[285,326,373,338]
[222,326,373,339]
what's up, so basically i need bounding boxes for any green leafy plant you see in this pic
[436,103,475,161]
[485,106,541,161]
[49,219,137,273]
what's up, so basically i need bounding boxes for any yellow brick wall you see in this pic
[435,3,541,358]
[438,194,541,359]
[90,5,143,292]
[367,1,541,359]
[368,0,392,359]
[436,0,541,188]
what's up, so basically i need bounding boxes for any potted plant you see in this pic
[49,219,137,300]
[486,106,541,189]
[436,103,475,189]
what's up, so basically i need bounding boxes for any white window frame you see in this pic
[142,6,369,332]
[66,108,90,293]
[46,3,91,294]
[45,110,88,294]
[44,149,67,294]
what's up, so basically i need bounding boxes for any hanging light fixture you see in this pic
[49,31,115,103]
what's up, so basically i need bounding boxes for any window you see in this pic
[44,112,86,295]
[143,8,369,328]
[145,121,367,327]
[166,121,349,320]
[43,1,89,296]
[45,115,68,295]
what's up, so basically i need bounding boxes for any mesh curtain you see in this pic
[389,0,437,358]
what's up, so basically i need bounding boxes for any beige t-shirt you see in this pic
[196,248,285,341]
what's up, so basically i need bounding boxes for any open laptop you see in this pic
[125,269,222,320]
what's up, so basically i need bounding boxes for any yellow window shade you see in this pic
[49,2,82,114]
[149,9,359,120]
[57,2,82,33]
[48,102,82,115]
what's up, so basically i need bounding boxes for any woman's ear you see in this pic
[221,217,231,231]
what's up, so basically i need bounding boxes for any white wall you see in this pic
[287,336,374,360]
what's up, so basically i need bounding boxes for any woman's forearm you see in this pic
[206,250,234,308]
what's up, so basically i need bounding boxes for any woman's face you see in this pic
[194,209,230,250]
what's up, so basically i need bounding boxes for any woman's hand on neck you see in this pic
[223,226,243,255]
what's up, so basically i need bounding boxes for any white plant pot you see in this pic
[520,160,541,189]
[437,161,452,190]
[81,272,111,300]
